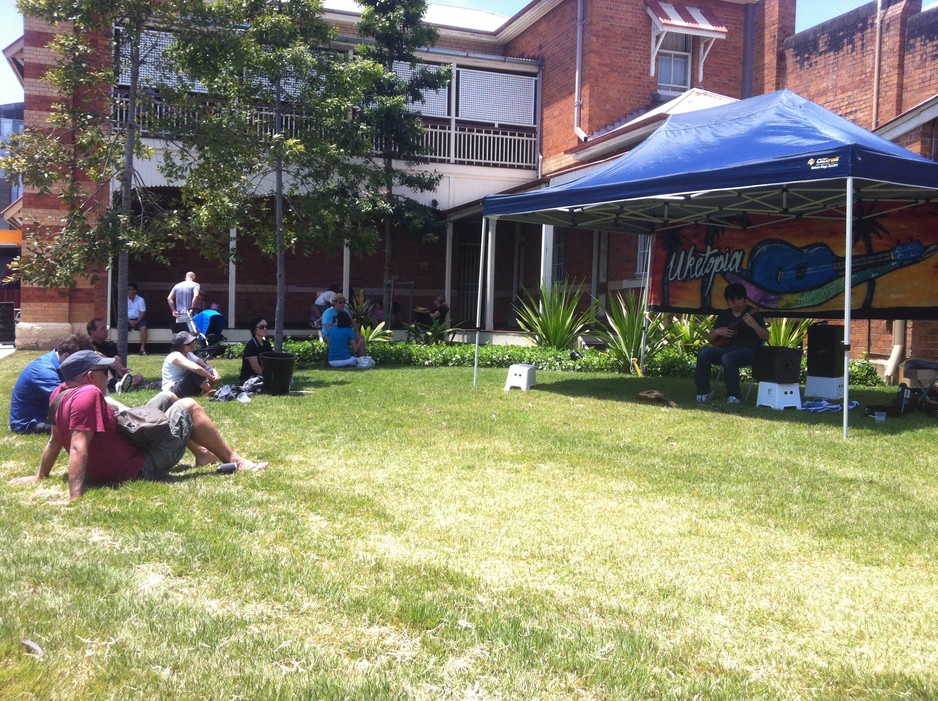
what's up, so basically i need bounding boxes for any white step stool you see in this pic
[805,375,844,400]
[504,363,536,391]
[756,382,802,410]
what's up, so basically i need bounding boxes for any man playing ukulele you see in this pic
[695,283,769,404]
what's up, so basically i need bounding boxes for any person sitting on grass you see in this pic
[326,313,360,368]
[694,282,769,404]
[9,334,93,434]
[162,331,221,398]
[322,294,367,357]
[87,317,144,393]
[8,351,267,500]
[240,316,273,383]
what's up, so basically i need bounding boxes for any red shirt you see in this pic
[50,384,145,483]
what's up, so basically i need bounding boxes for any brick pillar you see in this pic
[874,0,921,127]
[15,15,110,350]
[755,0,796,93]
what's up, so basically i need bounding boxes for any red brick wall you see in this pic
[507,0,767,175]
[126,230,451,329]
[781,1,937,130]
[17,18,113,344]
[910,321,938,357]
[902,7,938,113]
[505,0,580,174]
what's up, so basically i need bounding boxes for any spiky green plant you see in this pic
[403,319,459,345]
[595,291,666,373]
[359,322,393,344]
[349,289,376,328]
[768,316,813,348]
[664,314,714,353]
[514,282,597,350]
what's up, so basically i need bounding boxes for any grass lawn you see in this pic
[1,351,936,700]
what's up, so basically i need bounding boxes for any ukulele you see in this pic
[713,306,753,348]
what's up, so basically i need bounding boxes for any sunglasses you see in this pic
[256,325,268,329]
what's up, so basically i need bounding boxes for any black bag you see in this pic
[895,383,921,415]
[115,406,171,447]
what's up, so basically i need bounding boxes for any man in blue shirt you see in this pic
[9,334,93,434]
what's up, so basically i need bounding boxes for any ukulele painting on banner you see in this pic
[726,238,938,310]
[649,202,938,317]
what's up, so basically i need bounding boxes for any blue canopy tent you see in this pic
[479,90,938,437]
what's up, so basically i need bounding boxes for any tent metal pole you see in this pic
[843,178,854,439]
[638,233,654,374]
[473,218,489,386]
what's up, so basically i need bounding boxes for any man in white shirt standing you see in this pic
[127,283,148,355]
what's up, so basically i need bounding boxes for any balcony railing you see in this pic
[112,93,538,170]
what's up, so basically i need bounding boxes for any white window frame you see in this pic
[636,234,652,277]
[655,33,691,95]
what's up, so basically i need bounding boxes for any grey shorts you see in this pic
[138,401,194,479]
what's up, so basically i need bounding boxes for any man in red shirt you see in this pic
[10,351,267,500]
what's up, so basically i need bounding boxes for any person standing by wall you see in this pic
[166,271,202,327]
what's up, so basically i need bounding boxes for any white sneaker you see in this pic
[727,396,741,404]
[696,390,714,403]
[116,373,133,394]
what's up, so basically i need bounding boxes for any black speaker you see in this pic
[807,324,843,377]
[753,346,802,383]
[0,303,13,344]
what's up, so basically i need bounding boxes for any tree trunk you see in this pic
[274,76,286,352]
[116,25,142,363]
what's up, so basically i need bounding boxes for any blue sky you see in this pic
[1,0,937,104]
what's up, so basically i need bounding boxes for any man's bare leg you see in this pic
[179,399,268,470]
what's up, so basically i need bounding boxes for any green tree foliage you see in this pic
[4,0,184,359]
[355,0,451,316]
[163,0,385,349]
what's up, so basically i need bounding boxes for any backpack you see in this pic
[895,383,921,415]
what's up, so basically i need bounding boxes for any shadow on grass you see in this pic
[532,375,933,433]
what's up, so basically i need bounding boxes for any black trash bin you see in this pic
[260,351,296,395]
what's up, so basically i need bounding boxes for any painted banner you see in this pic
[648,202,938,319]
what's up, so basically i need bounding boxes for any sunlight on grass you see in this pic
[0,352,936,699]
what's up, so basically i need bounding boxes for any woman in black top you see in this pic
[240,317,273,383]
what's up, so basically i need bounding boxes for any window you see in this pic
[657,33,691,94]
[552,230,565,284]
[636,234,652,277]
[645,1,726,88]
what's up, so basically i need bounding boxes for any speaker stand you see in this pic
[756,382,802,410]
[804,375,844,400]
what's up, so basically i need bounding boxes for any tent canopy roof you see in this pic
[483,90,938,234]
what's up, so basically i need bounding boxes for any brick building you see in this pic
[5,0,938,367]
[780,0,938,364]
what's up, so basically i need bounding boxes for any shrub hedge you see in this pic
[225,340,885,386]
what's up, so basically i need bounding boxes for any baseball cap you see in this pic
[172,331,197,349]
[60,350,115,381]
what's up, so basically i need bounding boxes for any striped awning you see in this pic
[645,1,727,39]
